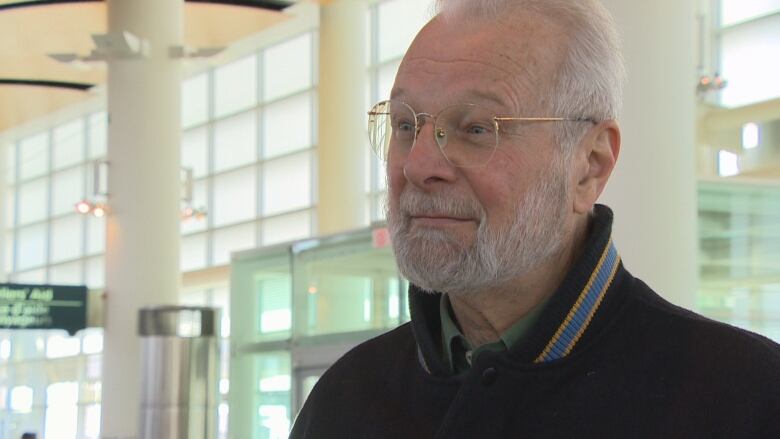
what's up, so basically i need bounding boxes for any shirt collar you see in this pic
[439,293,550,374]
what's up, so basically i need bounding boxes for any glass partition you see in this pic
[292,230,405,337]
[229,225,404,438]
[698,180,780,341]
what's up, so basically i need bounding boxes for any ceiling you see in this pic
[0,0,291,132]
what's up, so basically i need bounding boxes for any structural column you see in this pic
[600,0,698,308]
[317,0,367,235]
[101,0,183,437]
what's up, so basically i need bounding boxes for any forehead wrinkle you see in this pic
[394,57,537,114]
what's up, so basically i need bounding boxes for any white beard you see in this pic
[387,160,570,297]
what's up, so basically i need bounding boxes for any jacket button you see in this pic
[481,367,498,386]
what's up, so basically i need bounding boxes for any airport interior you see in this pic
[0,0,779,438]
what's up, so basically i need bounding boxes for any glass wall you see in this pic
[717,0,780,107]
[1,27,318,439]
[698,181,780,340]
[229,226,405,439]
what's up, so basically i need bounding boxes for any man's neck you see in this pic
[448,215,590,347]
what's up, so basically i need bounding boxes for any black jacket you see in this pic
[291,206,780,438]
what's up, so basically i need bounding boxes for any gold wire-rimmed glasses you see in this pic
[367,99,597,168]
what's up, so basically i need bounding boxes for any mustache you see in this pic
[397,190,484,220]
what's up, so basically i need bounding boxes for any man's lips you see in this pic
[409,215,475,226]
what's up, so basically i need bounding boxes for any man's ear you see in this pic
[572,120,621,214]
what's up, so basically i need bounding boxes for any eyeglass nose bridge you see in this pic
[413,112,448,149]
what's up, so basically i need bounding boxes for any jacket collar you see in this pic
[408,204,624,376]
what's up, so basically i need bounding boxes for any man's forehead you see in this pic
[391,19,558,112]
[393,12,566,107]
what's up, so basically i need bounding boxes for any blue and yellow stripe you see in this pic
[535,239,620,363]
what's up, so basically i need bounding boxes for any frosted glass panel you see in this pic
[53,119,84,170]
[213,222,256,265]
[720,14,780,107]
[183,73,209,128]
[18,178,48,225]
[215,55,258,117]
[14,268,45,283]
[17,224,47,270]
[262,152,311,215]
[256,277,292,333]
[264,33,313,101]
[214,111,257,172]
[378,0,430,62]
[86,215,105,255]
[262,210,311,246]
[85,256,104,289]
[84,403,101,438]
[182,127,209,178]
[263,93,312,159]
[19,132,49,180]
[10,386,33,412]
[49,261,83,285]
[88,112,107,159]
[213,167,257,227]
[51,215,83,263]
[721,0,780,26]
[52,166,84,216]
[45,382,78,439]
[181,233,208,271]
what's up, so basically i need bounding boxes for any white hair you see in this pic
[434,0,626,154]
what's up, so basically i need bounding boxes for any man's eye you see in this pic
[465,124,492,135]
[396,121,415,132]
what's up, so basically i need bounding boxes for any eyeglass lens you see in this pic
[367,100,499,167]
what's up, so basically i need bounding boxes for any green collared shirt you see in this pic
[440,293,549,374]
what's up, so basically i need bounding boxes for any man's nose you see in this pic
[402,118,457,188]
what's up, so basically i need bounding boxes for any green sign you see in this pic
[0,283,87,335]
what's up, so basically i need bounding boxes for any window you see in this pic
[53,119,85,170]
[212,223,256,266]
[45,382,79,439]
[17,178,48,225]
[182,73,209,128]
[18,133,49,181]
[720,0,780,26]
[214,111,257,173]
[263,93,313,159]
[262,152,312,216]
[215,55,258,118]
[718,1,780,107]
[10,386,33,413]
[264,33,313,101]
[51,166,85,216]
[213,167,257,227]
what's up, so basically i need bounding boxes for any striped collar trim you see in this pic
[534,239,621,363]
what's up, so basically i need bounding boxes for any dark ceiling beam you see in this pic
[0,0,292,12]
[0,79,94,91]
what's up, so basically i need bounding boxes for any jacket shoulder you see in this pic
[290,323,418,438]
[628,276,780,363]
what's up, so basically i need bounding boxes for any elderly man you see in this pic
[291,0,780,437]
